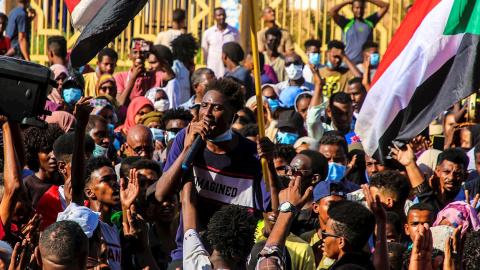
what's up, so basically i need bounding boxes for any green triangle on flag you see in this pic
[444,0,480,35]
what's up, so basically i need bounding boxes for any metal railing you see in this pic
[27,0,409,69]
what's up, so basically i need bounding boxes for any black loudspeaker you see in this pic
[0,56,57,128]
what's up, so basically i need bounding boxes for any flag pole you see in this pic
[247,0,270,192]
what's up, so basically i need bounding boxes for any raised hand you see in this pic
[257,136,275,162]
[21,214,42,244]
[362,184,386,221]
[444,225,466,270]
[73,96,94,122]
[465,190,479,210]
[409,224,443,270]
[390,143,415,167]
[8,239,34,270]
[123,205,149,249]
[120,169,140,210]
[279,176,313,209]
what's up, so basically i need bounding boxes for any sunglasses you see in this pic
[321,231,342,240]
[284,165,311,176]
[285,61,302,67]
[126,142,154,156]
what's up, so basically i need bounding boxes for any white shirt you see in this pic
[172,60,191,104]
[164,78,181,109]
[201,24,241,78]
[99,221,121,270]
[183,229,213,270]
[154,29,183,50]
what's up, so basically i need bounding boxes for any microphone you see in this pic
[181,135,205,170]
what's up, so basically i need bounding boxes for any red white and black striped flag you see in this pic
[355,0,480,162]
[64,0,148,68]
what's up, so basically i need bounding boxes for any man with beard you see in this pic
[391,145,469,215]
[115,38,175,106]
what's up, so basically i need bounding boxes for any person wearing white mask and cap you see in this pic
[276,53,315,93]
[145,87,170,112]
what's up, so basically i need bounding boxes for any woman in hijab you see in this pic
[45,111,76,133]
[145,87,170,112]
[89,98,118,126]
[115,97,154,136]
[433,201,480,237]
[48,64,69,104]
[96,74,117,98]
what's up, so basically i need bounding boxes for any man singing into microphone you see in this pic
[155,78,274,268]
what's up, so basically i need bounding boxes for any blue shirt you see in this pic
[6,6,30,54]
[225,65,255,98]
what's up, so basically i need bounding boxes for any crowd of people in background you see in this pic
[0,0,478,269]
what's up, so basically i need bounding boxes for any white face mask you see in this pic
[285,64,303,80]
[154,99,169,112]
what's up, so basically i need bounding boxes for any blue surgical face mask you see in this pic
[63,88,82,104]
[370,53,380,66]
[326,61,334,69]
[209,129,233,143]
[166,131,177,143]
[276,132,299,145]
[93,144,108,158]
[150,128,164,142]
[325,162,346,181]
[308,53,320,65]
[267,98,280,112]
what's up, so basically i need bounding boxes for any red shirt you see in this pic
[114,70,165,105]
[0,36,11,55]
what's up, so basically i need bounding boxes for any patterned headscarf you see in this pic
[89,98,118,124]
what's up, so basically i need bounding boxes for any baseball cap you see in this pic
[276,110,304,130]
[279,86,305,108]
[293,136,318,150]
[313,181,346,202]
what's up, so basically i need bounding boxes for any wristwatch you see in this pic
[278,201,299,216]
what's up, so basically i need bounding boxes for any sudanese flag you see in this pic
[65,0,148,68]
[355,0,480,162]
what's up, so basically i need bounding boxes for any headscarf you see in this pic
[416,149,442,181]
[89,98,118,124]
[294,92,312,112]
[145,87,168,105]
[45,111,76,133]
[433,201,480,236]
[140,111,164,128]
[115,97,153,134]
[261,84,280,98]
[96,74,116,96]
[49,64,69,104]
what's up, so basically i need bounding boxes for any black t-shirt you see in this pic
[23,173,62,207]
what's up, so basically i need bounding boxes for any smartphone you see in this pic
[431,135,445,150]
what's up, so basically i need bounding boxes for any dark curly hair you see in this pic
[369,170,411,205]
[464,230,480,270]
[23,123,65,172]
[206,205,257,262]
[274,143,297,163]
[437,147,469,168]
[53,133,95,165]
[204,78,245,111]
[328,200,375,251]
[171,33,199,63]
[85,157,114,185]
[304,39,322,49]
[237,123,259,138]
[162,107,194,127]
[387,242,407,270]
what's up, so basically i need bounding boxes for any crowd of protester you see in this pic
[0,0,478,269]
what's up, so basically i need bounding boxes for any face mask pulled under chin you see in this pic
[325,162,346,181]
